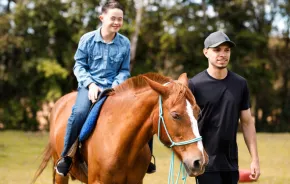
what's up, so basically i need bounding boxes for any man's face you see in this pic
[99,8,123,34]
[203,43,231,70]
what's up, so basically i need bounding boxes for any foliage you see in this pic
[0,0,289,131]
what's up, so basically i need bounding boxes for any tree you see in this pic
[1,0,289,131]
[130,0,144,71]
[269,0,290,131]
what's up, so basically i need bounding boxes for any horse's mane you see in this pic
[112,72,200,118]
[113,73,172,93]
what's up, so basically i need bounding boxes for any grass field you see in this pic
[0,131,289,184]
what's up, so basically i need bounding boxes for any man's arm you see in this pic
[74,35,101,103]
[73,36,94,88]
[240,108,261,181]
[112,45,131,88]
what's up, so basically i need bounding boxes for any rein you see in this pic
[157,95,202,184]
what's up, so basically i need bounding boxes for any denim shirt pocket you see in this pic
[90,54,103,70]
[109,53,123,70]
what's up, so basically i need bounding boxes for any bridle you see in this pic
[156,82,203,184]
[157,95,202,147]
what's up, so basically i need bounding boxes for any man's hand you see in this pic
[249,159,260,181]
[88,83,101,103]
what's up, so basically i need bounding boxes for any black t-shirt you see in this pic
[188,70,250,172]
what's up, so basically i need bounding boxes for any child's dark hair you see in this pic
[102,1,124,13]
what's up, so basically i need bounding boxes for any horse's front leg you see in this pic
[128,145,151,184]
[88,169,126,184]
[87,161,103,184]
[54,174,69,184]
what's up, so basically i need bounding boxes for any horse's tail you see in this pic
[31,143,52,184]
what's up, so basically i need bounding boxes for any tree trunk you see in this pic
[130,0,143,72]
[202,0,207,25]
[6,0,12,13]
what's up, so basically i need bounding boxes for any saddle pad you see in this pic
[79,96,107,142]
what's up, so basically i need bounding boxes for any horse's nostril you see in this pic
[193,159,200,169]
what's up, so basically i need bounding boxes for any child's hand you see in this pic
[88,83,101,103]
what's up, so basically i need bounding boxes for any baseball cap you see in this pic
[204,31,236,48]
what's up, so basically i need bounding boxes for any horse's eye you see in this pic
[171,112,181,120]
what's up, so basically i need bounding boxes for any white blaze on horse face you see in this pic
[186,100,205,160]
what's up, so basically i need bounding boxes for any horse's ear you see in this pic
[177,73,188,86]
[142,76,169,96]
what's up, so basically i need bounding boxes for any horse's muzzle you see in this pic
[183,157,208,177]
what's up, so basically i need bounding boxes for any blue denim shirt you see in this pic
[73,27,131,89]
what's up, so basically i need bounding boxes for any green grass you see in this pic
[0,131,289,184]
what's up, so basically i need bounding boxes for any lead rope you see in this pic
[157,95,202,184]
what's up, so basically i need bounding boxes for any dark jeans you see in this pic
[61,87,92,157]
[196,171,239,184]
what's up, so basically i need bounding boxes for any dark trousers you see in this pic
[196,171,239,184]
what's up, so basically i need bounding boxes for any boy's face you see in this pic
[203,43,231,70]
[99,8,123,34]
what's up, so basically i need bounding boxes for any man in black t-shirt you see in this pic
[189,31,260,184]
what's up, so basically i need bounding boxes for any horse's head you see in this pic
[143,73,208,177]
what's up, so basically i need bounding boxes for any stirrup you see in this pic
[147,155,156,174]
[152,155,156,165]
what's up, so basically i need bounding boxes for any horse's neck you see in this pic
[111,91,158,161]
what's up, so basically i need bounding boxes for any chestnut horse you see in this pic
[32,73,208,184]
